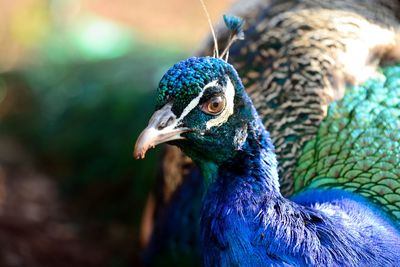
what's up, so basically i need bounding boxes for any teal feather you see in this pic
[223,15,245,40]
[294,65,400,223]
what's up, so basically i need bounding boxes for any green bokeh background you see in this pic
[0,1,205,265]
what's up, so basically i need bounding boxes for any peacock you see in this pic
[137,0,400,265]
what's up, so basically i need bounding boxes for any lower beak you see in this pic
[133,104,189,159]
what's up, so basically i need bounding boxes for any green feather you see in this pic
[294,65,400,223]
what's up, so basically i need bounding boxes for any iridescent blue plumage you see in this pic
[136,56,400,266]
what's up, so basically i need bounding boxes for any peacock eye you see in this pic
[201,95,226,115]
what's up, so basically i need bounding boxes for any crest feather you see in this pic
[220,15,245,61]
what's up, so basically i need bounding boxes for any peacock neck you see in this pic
[199,67,282,196]
[198,118,297,265]
[199,117,281,199]
[197,113,355,266]
[198,117,400,266]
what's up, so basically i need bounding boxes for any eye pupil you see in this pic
[201,95,226,115]
[208,97,222,111]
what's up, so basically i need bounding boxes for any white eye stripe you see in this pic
[175,77,235,130]
[206,77,235,129]
[176,80,219,124]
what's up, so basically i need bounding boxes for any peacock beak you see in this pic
[134,103,189,159]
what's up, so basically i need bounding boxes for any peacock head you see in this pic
[134,56,258,165]
[134,14,253,164]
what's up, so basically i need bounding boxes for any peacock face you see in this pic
[134,56,253,164]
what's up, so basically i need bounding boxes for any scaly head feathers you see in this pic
[156,57,226,112]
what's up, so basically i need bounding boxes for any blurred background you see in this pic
[0,0,230,266]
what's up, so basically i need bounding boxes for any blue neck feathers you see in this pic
[197,86,400,266]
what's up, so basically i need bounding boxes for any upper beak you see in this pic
[134,103,189,159]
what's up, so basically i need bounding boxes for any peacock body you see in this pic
[135,56,400,265]
[138,0,400,265]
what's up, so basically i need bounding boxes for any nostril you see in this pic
[158,123,165,130]
[158,116,175,130]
